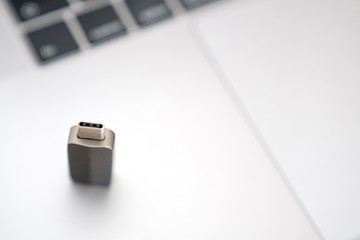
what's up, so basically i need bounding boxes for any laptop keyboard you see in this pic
[77,6,127,44]
[6,0,219,64]
[9,0,69,21]
[125,0,172,27]
[27,22,79,62]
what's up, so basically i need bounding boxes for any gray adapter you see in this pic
[68,122,115,185]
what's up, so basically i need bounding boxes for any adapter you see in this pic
[68,122,115,185]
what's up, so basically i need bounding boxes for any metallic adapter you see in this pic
[68,122,115,185]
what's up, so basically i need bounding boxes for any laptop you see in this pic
[0,0,359,239]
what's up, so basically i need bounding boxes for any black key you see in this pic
[125,0,172,27]
[180,0,217,9]
[27,22,79,63]
[78,6,126,44]
[8,0,68,22]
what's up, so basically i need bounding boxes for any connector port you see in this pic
[77,121,105,140]
[79,122,103,129]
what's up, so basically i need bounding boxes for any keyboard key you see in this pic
[125,0,172,27]
[27,22,79,63]
[180,0,217,9]
[8,0,69,22]
[78,6,126,44]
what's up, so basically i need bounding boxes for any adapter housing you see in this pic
[68,123,115,185]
